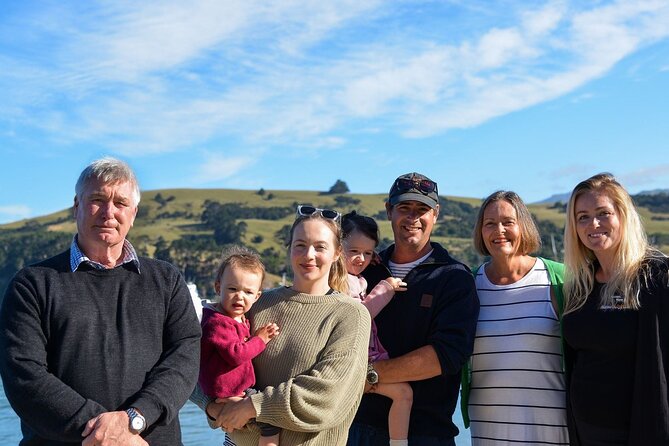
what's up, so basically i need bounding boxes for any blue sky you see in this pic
[1,0,668,224]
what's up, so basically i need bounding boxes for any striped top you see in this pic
[388,249,432,279]
[469,258,568,446]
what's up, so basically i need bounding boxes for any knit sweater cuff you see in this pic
[249,392,265,420]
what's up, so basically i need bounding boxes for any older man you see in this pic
[348,172,479,446]
[0,158,201,445]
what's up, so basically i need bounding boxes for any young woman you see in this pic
[562,173,669,445]
[461,191,568,445]
[209,205,371,446]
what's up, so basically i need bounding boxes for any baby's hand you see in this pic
[386,277,407,292]
[255,323,280,344]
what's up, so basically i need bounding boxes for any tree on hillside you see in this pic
[324,179,350,195]
[334,195,361,208]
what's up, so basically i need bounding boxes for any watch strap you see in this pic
[126,407,146,434]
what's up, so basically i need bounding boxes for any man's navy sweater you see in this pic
[0,250,201,445]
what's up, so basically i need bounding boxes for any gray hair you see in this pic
[75,157,141,205]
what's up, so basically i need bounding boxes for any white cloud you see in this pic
[620,165,669,187]
[0,205,31,222]
[2,0,669,156]
[194,153,258,184]
[521,1,566,37]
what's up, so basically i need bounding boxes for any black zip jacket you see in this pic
[352,242,479,439]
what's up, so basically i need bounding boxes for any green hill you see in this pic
[2,188,668,298]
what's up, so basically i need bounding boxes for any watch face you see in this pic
[131,416,145,430]
[366,371,379,384]
[130,416,144,431]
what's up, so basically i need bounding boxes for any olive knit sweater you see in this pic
[230,286,371,446]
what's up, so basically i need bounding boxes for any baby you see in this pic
[199,246,280,446]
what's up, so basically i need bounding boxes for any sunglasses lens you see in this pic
[395,178,436,194]
[418,180,435,193]
[299,205,317,216]
[396,178,413,190]
[321,210,339,220]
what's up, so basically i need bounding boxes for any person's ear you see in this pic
[73,196,79,218]
[254,290,262,302]
[214,281,221,295]
[385,202,392,220]
[130,206,138,227]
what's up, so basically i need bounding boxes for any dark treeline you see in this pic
[2,192,667,299]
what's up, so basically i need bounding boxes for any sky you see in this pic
[1,0,668,224]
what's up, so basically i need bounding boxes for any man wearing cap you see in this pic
[0,157,201,445]
[348,173,479,446]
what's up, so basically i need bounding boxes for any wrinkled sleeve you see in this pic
[250,305,371,432]
[429,267,480,375]
[189,383,218,429]
[361,280,395,319]
[0,274,107,442]
[203,316,266,368]
[127,271,202,427]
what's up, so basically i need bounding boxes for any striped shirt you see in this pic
[469,258,568,446]
[388,249,432,279]
[69,235,140,272]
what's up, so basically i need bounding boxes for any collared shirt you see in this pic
[69,235,140,272]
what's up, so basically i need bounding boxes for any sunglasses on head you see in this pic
[296,205,341,221]
[394,178,438,195]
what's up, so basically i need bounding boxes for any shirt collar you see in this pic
[70,235,141,272]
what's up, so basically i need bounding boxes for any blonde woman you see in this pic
[461,191,568,445]
[562,173,669,445]
[206,206,371,446]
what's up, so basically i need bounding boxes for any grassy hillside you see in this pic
[2,188,669,298]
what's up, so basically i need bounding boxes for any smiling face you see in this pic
[574,190,622,259]
[290,218,341,293]
[343,230,377,276]
[481,200,522,259]
[386,200,438,260]
[216,265,263,322]
[74,177,138,258]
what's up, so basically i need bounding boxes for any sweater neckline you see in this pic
[277,286,344,303]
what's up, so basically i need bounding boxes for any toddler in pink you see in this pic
[199,246,280,446]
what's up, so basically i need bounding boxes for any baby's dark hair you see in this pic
[341,211,380,247]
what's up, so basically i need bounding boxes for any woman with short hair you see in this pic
[462,190,569,445]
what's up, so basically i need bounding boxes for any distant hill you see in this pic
[638,188,669,196]
[537,189,669,204]
[535,193,570,204]
[2,188,669,298]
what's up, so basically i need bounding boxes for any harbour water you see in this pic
[0,380,222,445]
[1,380,471,445]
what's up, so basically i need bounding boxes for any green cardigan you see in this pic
[459,257,565,428]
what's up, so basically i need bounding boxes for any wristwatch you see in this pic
[126,407,146,434]
[366,362,379,385]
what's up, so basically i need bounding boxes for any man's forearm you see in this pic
[375,345,441,383]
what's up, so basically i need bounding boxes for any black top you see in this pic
[354,242,480,439]
[0,250,202,445]
[563,257,669,446]
[563,282,638,430]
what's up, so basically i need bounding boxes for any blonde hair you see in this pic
[287,215,349,294]
[472,190,541,256]
[563,173,662,313]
